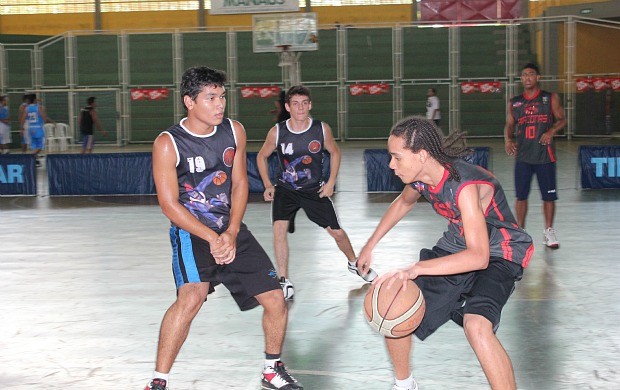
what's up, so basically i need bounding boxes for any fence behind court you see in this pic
[1,15,619,147]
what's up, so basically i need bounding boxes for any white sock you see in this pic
[153,371,169,382]
[395,373,414,389]
[348,260,357,267]
[264,358,279,370]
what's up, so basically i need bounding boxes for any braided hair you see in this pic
[390,116,471,182]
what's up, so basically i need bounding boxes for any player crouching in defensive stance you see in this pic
[358,117,533,390]
[145,66,302,390]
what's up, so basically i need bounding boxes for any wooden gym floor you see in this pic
[2,138,619,389]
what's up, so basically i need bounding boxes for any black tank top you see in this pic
[80,106,94,135]
[275,118,325,192]
[162,118,236,233]
[411,159,534,267]
[510,90,556,164]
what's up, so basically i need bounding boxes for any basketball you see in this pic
[363,279,425,338]
[213,171,227,185]
[302,155,312,164]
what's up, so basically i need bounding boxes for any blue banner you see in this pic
[0,154,37,196]
[47,153,156,196]
[364,147,490,192]
[579,145,620,189]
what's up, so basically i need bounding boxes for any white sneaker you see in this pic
[279,277,294,301]
[543,227,560,249]
[348,260,378,282]
[393,378,419,390]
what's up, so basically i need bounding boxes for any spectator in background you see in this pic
[426,88,441,127]
[0,95,10,154]
[78,96,107,154]
[20,93,54,167]
[18,94,29,153]
[272,90,291,124]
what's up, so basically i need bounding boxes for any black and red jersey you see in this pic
[510,90,556,164]
[411,159,534,267]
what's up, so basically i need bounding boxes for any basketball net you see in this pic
[276,45,301,89]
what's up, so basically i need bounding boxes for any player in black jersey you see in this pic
[145,67,302,390]
[358,117,533,390]
[256,85,377,301]
[78,96,107,154]
[504,63,566,248]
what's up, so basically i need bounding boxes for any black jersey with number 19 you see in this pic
[162,118,237,233]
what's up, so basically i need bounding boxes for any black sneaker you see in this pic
[261,361,303,389]
[144,378,168,390]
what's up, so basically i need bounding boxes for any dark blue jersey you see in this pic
[275,118,325,192]
[162,118,237,233]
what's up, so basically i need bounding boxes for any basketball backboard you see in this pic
[253,13,318,53]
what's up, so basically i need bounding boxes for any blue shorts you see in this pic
[169,224,281,311]
[413,247,523,341]
[82,134,94,150]
[30,136,44,150]
[514,161,558,202]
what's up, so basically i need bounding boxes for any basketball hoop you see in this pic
[276,44,295,67]
[275,44,302,89]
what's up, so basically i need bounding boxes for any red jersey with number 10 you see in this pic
[510,90,556,164]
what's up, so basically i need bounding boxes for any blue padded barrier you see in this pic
[579,145,620,189]
[0,154,37,196]
[47,153,156,196]
[364,147,490,192]
[46,152,331,196]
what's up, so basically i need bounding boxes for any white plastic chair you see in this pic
[44,123,59,152]
[54,123,73,151]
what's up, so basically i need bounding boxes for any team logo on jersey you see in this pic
[222,147,235,167]
[542,96,549,105]
[512,101,523,108]
[525,104,538,115]
[308,140,321,153]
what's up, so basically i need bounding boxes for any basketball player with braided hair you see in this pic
[358,116,533,390]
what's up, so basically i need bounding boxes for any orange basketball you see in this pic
[213,171,227,185]
[302,156,312,164]
[363,279,425,338]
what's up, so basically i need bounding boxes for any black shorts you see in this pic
[413,247,524,341]
[272,185,341,230]
[169,225,281,311]
[514,161,558,202]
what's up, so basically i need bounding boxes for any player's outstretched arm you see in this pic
[358,185,421,272]
[257,126,278,201]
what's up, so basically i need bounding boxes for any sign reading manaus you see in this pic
[210,0,299,15]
